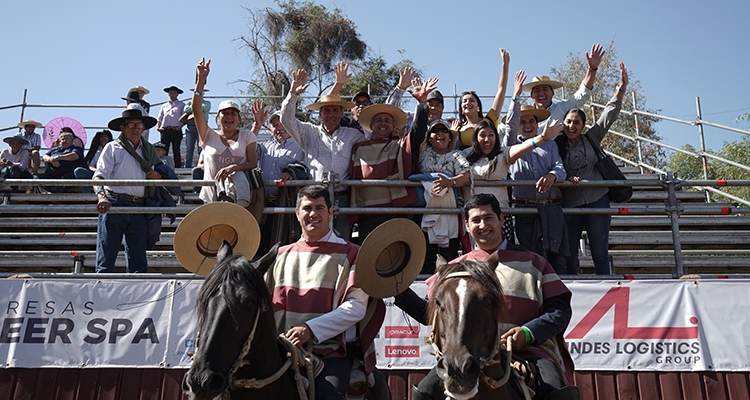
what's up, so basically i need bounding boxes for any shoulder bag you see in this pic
[583,134,633,203]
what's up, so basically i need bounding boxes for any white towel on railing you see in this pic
[421,181,458,247]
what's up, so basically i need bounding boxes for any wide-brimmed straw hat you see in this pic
[358,104,408,131]
[501,105,551,124]
[3,136,29,145]
[522,76,564,92]
[107,104,158,131]
[355,218,426,299]
[174,202,261,276]
[17,119,43,129]
[305,94,355,111]
[130,85,150,95]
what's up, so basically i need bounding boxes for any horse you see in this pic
[182,241,390,400]
[427,252,530,400]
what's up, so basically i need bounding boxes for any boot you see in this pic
[544,385,580,400]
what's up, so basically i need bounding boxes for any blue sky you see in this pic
[2,0,749,156]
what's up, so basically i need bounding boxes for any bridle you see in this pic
[428,271,515,390]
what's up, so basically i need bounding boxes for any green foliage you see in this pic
[665,144,712,192]
[714,137,750,200]
[550,39,666,169]
[341,54,423,102]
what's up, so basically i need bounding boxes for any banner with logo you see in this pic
[1,278,749,372]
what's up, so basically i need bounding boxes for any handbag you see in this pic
[583,134,633,203]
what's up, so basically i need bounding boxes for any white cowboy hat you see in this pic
[305,94,356,111]
[355,218,426,299]
[522,75,564,92]
[174,202,261,276]
[358,104,408,131]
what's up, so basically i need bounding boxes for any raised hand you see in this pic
[450,119,461,133]
[619,62,628,88]
[500,48,510,65]
[586,43,605,70]
[398,66,416,90]
[541,119,564,141]
[251,99,270,127]
[290,69,310,95]
[333,61,351,85]
[411,77,439,103]
[196,58,211,83]
[513,70,527,99]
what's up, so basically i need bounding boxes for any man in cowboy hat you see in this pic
[15,119,43,175]
[265,184,383,400]
[156,86,186,168]
[1,136,33,190]
[93,104,161,273]
[122,87,152,142]
[280,68,368,240]
[503,73,569,274]
[395,194,578,400]
[523,43,604,134]
[348,77,435,242]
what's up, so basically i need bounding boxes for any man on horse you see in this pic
[395,193,578,400]
[265,184,384,400]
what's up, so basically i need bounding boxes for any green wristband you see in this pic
[521,326,532,344]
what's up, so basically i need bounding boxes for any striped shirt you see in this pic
[280,92,366,182]
[16,132,41,150]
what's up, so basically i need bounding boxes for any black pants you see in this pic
[160,128,183,168]
[316,343,355,400]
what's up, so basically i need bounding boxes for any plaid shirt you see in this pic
[16,132,41,149]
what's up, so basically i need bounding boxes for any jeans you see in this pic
[315,343,355,400]
[73,167,94,193]
[565,194,611,275]
[160,128,183,168]
[184,124,201,168]
[515,210,568,275]
[191,167,204,193]
[96,196,148,273]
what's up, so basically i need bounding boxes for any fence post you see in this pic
[19,89,28,128]
[695,97,711,203]
[324,170,337,231]
[665,172,685,278]
[631,92,645,173]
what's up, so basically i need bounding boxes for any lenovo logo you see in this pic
[566,287,699,340]
[385,346,420,358]
[385,326,420,339]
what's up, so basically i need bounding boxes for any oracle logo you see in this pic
[385,346,420,358]
[385,326,420,339]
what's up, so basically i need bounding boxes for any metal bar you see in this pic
[696,97,712,202]
[665,172,684,278]
[632,92,645,173]
[699,152,750,173]
[0,273,204,279]
[697,187,750,207]
[680,180,750,187]
[697,119,750,136]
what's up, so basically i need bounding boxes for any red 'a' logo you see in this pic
[566,287,699,340]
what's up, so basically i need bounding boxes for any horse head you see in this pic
[428,252,506,400]
[182,241,279,400]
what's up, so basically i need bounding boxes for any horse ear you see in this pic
[217,240,233,264]
[435,254,449,274]
[254,242,279,276]
[487,250,500,269]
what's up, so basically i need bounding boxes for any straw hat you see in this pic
[174,202,261,276]
[358,104,408,131]
[17,119,43,129]
[501,105,551,124]
[355,218,426,299]
[130,85,150,95]
[522,75,564,92]
[305,94,355,111]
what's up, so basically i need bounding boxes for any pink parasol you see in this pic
[43,117,88,149]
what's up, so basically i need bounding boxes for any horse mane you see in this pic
[196,254,272,326]
[428,259,506,321]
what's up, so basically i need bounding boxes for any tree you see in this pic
[340,53,423,102]
[665,144,713,191]
[236,0,368,112]
[550,39,666,168]
[714,137,750,201]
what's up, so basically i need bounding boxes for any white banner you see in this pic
[1,278,748,372]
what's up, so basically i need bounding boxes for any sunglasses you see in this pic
[354,99,371,107]
[431,127,450,134]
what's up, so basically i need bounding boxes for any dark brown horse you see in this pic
[182,241,390,400]
[427,253,529,400]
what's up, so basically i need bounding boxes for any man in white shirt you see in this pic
[94,105,161,273]
[280,69,367,240]
[156,85,186,167]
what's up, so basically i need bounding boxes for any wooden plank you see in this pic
[162,369,188,400]
[702,372,728,400]
[11,368,37,400]
[0,369,17,400]
[636,372,660,400]
[575,372,596,400]
[96,369,121,400]
[117,369,142,399]
[76,368,100,400]
[680,372,705,400]
[658,372,683,399]
[594,372,618,400]
[53,369,81,400]
[387,372,407,400]
[726,372,750,400]
[407,371,426,400]
[33,369,59,399]
[615,373,638,400]
[138,369,162,400]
